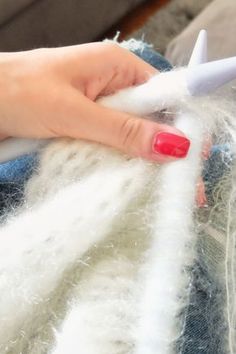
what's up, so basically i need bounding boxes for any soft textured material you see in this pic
[0,42,236,354]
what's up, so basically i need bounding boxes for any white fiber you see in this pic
[0,54,235,354]
[51,257,139,354]
[98,69,188,115]
[134,111,206,354]
[0,149,150,351]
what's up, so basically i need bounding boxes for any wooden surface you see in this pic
[103,0,171,40]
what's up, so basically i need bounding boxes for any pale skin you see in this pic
[0,42,208,204]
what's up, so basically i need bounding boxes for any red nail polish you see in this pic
[153,132,190,158]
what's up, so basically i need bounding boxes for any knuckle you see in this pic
[119,117,143,152]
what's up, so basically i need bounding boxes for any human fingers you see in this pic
[60,42,158,98]
[196,177,207,208]
[51,90,190,163]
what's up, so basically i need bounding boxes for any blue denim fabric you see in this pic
[180,145,231,354]
[131,45,172,72]
[0,154,36,215]
[0,45,228,353]
[203,144,232,196]
[178,258,225,354]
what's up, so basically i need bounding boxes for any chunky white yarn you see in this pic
[0,62,235,354]
[98,69,188,115]
[134,111,206,354]
[0,145,152,352]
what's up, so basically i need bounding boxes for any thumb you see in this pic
[99,108,191,162]
[62,93,190,163]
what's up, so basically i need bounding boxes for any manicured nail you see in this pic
[152,132,190,158]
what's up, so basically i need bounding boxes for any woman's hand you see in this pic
[0,42,190,162]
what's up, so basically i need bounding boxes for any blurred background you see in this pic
[0,0,212,51]
[0,0,234,66]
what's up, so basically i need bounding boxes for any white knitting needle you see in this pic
[187,56,236,95]
[188,29,207,67]
[101,55,236,111]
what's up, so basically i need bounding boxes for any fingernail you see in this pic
[152,132,190,158]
